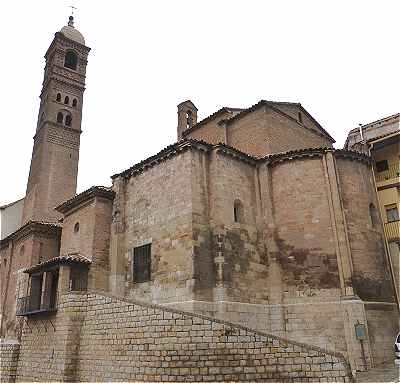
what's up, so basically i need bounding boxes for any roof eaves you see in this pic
[0,221,61,249]
[182,107,243,137]
[55,186,115,214]
[111,139,212,180]
[0,197,24,210]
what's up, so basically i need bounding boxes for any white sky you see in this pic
[1,0,399,205]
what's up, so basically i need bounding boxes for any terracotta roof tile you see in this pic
[23,253,92,274]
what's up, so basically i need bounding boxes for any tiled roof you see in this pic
[111,139,213,180]
[56,186,115,214]
[260,147,371,166]
[0,197,24,210]
[0,220,61,249]
[348,113,400,134]
[222,100,335,142]
[182,107,243,137]
[23,253,92,274]
[367,130,400,143]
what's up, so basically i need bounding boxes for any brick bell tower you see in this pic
[22,15,90,224]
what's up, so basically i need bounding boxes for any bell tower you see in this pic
[22,16,91,224]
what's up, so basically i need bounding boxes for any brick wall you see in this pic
[15,291,354,382]
[0,341,20,383]
[60,196,113,291]
[226,107,332,157]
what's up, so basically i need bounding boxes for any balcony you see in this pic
[16,295,57,316]
[384,220,400,242]
[375,162,400,183]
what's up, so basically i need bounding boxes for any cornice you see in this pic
[261,147,372,167]
[112,139,212,180]
[0,221,61,251]
[56,186,115,215]
[33,122,82,141]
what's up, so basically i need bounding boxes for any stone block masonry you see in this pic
[0,341,20,383]
[13,291,354,382]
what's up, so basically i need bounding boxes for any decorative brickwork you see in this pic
[0,341,20,383]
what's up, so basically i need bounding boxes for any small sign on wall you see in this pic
[354,323,367,340]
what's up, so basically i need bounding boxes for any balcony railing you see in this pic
[384,220,400,242]
[16,295,57,316]
[376,162,400,183]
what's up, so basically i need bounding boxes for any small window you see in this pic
[64,96,69,105]
[20,245,25,257]
[74,222,80,233]
[298,112,303,123]
[57,112,64,124]
[64,51,78,70]
[72,98,77,107]
[386,205,399,223]
[65,115,72,126]
[186,110,193,129]
[233,200,244,223]
[369,203,379,228]
[376,160,389,173]
[133,244,151,283]
[56,93,61,102]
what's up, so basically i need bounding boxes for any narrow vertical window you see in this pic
[64,96,69,105]
[298,112,303,123]
[369,203,379,228]
[133,244,151,283]
[56,93,61,102]
[65,115,72,126]
[72,98,77,107]
[234,200,244,223]
[57,112,64,124]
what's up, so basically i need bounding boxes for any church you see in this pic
[0,15,397,382]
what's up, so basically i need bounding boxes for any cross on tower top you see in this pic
[69,5,77,16]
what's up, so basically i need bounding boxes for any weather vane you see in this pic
[69,5,77,16]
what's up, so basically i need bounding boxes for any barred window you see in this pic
[133,244,151,283]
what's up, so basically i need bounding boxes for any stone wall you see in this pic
[14,291,353,382]
[115,150,196,303]
[336,157,395,302]
[364,303,399,366]
[0,341,20,383]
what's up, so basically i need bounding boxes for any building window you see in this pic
[64,51,78,70]
[64,96,69,105]
[74,222,80,233]
[233,200,244,223]
[56,93,61,102]
[65,115,72,126]
[369,203,379,228]
[386,205,399,223]
[376,160,389,173]
[186,110,193,129]
[57,112,64,124]
[133,244,151,283]
[298,112,303,123]
[20,245,25,257]
[72,98,77,107]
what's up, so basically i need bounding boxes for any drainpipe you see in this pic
[368,142,400,309]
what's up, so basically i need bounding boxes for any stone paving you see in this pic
[356,361,400,382]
